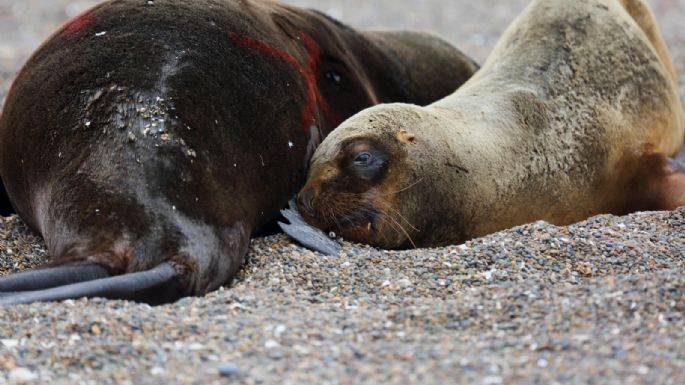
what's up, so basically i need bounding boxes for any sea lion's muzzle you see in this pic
[297,187,317,212]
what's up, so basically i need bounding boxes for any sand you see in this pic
[0,1,683,384]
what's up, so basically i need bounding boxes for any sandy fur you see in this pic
[308,0,684,247]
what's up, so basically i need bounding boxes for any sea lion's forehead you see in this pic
[311,104,428,165]
[324,103,427,142]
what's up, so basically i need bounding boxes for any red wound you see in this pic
[229,31,341,136]
[62,9,95,37]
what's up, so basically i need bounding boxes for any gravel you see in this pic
[1,1,684,384]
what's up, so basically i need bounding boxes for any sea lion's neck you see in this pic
[415,87,606,241]
[425,97,541,239]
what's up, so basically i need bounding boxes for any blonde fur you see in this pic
[305,0,683,247]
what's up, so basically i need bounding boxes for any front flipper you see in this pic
[279,200,341,256]
[0,263,180,305]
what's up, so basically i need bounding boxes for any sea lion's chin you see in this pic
[338,221,408,250]
[334,209,381,243]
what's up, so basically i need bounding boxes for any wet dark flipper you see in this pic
[0,264,110,292]
[279,199,341,256]
[0,263,179,305]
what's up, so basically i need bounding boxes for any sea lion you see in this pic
[294,0,685,249]
[0,0,478,304]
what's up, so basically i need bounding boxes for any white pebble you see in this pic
[1,339,18,348]
[9,368,38,384]
[150,367,165,376]
[658,313,668,326]
[274,324,287,337]
[188,343,205,351]
[481,376,503,385]
[481,269,495,280]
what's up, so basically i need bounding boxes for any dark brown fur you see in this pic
[0,0,478,301]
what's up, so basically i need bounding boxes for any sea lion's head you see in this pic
[296,104,447,249]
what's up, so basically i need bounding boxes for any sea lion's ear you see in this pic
[396,129,416,144]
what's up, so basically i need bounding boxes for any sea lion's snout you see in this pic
[297,187,317,212]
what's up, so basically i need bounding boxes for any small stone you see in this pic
[481,376,503,385]
[9,367,38,383]
[1,339,19,348]
[218,362,240,377]
[150,367,165,376]
[274,324,287,337]
[91,324,102,335]
[187,343,204,351]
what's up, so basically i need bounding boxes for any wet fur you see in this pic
[0,0,478,299]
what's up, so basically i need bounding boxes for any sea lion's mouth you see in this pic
[331,202,380,231]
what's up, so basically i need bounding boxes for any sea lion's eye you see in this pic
[353,152,373,167]
[352,149,387,181]
[325,70,343,84]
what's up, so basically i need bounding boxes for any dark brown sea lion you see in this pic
[295,0,685,249]
[0,0,478,304]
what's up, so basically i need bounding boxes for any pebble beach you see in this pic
[0,1,684,384]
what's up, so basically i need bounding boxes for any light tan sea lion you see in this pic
[295,0,685,248]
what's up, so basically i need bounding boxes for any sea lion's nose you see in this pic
[297,188,316,212]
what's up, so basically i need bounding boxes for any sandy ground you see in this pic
[0,0,684,384]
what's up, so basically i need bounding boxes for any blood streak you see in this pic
[229,31,341,136]
[62,9,95,37]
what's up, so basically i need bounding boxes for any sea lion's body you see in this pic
[298,0,685,249]
[0,0,478,302]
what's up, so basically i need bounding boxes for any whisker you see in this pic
[380,200,420,233]
[385,214,417,249]
[378,177,425,197]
